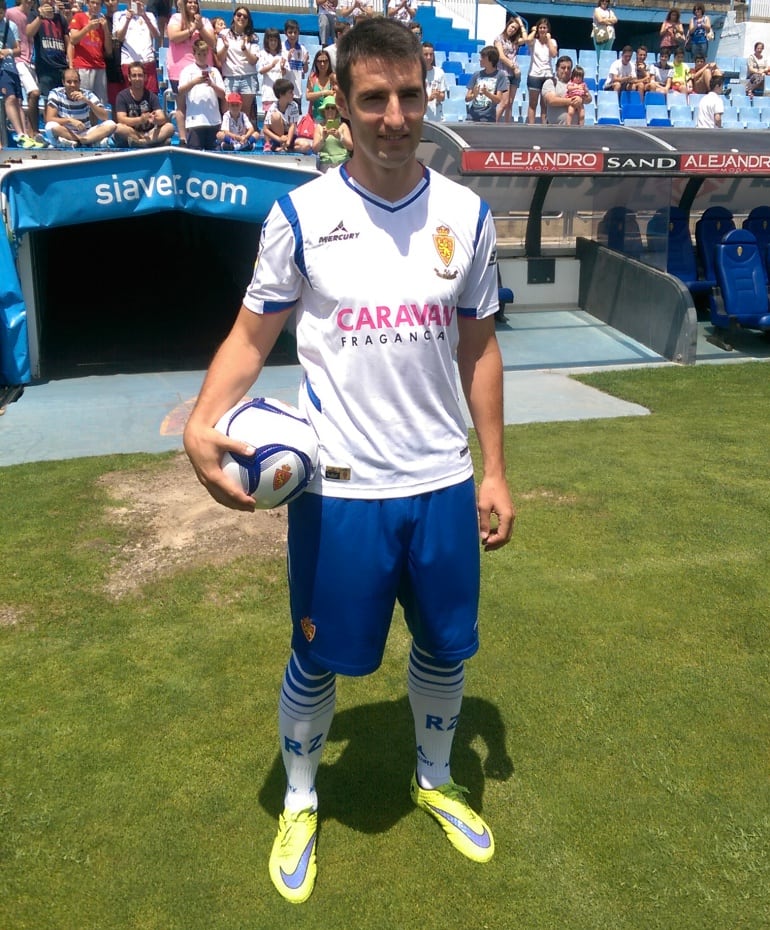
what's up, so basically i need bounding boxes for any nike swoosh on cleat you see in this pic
[427,803,492,849]
[279,835,316,890]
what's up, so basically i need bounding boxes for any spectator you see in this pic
[327,20,350,72]
[659,8,685,55]
[542,54,591,125]
[216,6,259,124]
[686,5,712,61]
[6,0,43,139]
[113,59,174,146]
[650,48,673,92]
[258,26,285,115]
[145,0,171,45]
[669,46,691,93]
[746,41,770,98]
[178,37,225,150]
[465,45,507,123]
[494,15,526,123]
[408,20,422,42]
[0,0,44,147]
[102,0,124,108]
[217,91,256,150]
[283,18,309,111]
[339,0,373,24]
[69,0,112,103]
[44,66,116,145]
[422,41,445,122]
[564,64,588,125]
[633,46,654,98]
[311,95,352,168]
[210,16,226,38]
[696,71,724,127]
[689,52,716,94]
[525,18,558,124]
[167,0,215,146]
[113,1,160,93]
[28,1,70,104]
[591,0,617,53]
[387,0,416,25]
[317,0,337,48]
[262,75,313,153]
[605,45,636,93]
[305,47,335,122]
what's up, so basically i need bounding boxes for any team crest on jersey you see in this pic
[433,225,458,279]
[300,616,316,642]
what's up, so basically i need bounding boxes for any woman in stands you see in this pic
[686,5,712,62]
[525,18,558,124]
[216,6,259,124]
[659,8,685,55]
[494,15,526,123]
[746,41,770,98]
[305,47,335,122]
[591,0,617,53]
[167,0,216,145]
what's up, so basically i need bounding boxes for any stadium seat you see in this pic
[696,206,736,282]
[441,97,467,121]
[709,229,770,346]
[645,105,671,126]
[620,90,643,108]
[742,108,763,127]
[669,104,694,127]
[743,206,770,280]
[621,102,645,121]
[599,206,643,256]
[644,91,666,107]
[667,91,689,108]
[646,207,715,294]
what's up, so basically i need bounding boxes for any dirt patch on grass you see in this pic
[98,452,287,599]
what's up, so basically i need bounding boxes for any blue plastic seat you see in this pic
[709,229,770,343]
[599,206,643,256]
[742,206,770,280]
[646,207,714,294]
[696,206,736,283]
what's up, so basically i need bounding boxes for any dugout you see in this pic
[418,123,770,364]
[0,148,317,384]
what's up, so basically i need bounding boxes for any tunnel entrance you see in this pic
[32,211,262,379]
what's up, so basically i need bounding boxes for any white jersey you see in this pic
[243,165,499,499]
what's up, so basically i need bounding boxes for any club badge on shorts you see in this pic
[300,616,316,642]
[433,225,458,279]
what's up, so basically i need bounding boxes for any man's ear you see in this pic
[335,91,350,121]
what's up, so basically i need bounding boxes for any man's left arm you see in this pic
[457,314,515,551]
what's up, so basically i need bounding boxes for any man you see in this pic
[6,0,42,138]
[69,0,112,102]
[183,17,514,906]
[422,40,445,122]
[696,72,724,128]
[542,55,592,125]
[27,0,69,105]
[632,45,653,98]
[605,44,636,93]
[325,18,349,71]
[649,48,672,94]
[112,0,160,92]
[689,53,717,95]
[316,0,337,47]
[113,59,173,146]
[44,66,116,145]
[464,45,507,122]
[0,0,43,147]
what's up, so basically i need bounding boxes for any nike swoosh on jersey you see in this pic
[427,803,492,848]
[279,835,316,889]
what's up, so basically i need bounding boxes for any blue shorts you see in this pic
[287,478,481,676]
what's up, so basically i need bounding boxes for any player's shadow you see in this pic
[258,695,514,835]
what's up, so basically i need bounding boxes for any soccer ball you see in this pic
[215,398,319,509]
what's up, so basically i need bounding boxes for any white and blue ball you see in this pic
[215,398,319,509]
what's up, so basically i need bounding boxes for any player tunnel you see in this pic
[0,149,318,384]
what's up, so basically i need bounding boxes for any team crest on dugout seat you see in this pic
[433,225,458,279]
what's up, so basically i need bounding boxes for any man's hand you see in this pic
[477,474,515,551]
[183,423,258,511]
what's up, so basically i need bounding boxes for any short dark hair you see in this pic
[480,45,500,67]
[284,18,299,32]
[128,60,146,75]
[555,55,573,69]
[336,18,425,100]
[273,77,294,99]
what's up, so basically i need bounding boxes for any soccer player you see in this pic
[183,17,515,904]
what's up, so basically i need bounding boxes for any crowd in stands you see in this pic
[0,1,767,152]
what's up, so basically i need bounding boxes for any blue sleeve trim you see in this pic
[473,200,490,253]
[457,307,478,318]
[263,299,297,313]
[277,193,309,281]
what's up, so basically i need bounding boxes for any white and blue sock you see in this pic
[278,651,336,813]
[407,643,465,790]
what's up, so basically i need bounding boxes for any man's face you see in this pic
[336,57,426,176]
[621,50,632,65]
[286,26,298,44]
[87,0,101,15]
[637,49,647,64]
[64,71,82,98]
[129,67,145,90]
[557,59,572,81]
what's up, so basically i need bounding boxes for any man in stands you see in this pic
[28,0,70,115]
[696,72,724,128]
[542,55,592,125]
[114,59,174,146]
[43,66,117,146]
[113,0,160,93]
[605,45,636,93]
[6,0,43,140]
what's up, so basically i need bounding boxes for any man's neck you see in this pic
[345,157,423,205]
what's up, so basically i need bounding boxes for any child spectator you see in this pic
[263,75,312,153]
[177,38,225,150]
[282,18,308,111]
[565,65,587,125]
[217,91,255,150]
[465,45,507,123]
[258,26,286,114]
